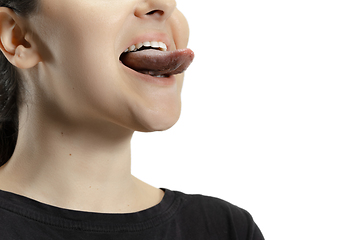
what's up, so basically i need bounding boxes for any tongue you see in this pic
[120,48,194,76]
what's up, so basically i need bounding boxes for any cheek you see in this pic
[38,4,127,100]
[35,29,128,122]
[39,0,129,64]
[171,9,190,49]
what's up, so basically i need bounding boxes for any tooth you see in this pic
[129,45,136,52]
[159,42,167,51]
[135,42,143,49]
[150,41,160,48]
[143,41,151,47]
[126,41,167,53]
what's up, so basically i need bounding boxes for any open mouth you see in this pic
[120,41,194,78]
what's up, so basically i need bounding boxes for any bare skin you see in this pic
[0,0,190,213]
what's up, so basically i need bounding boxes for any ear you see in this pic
[0,7,40,69]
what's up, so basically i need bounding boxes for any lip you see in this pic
[121,32,173,53]
[120,61,177,86]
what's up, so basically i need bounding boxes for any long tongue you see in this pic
[120,48,194,76]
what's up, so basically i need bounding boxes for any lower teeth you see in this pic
[151,74,166,78]
[139,70,168,78]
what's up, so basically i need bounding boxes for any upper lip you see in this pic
[121,32,173,54]
[124,41,168,52]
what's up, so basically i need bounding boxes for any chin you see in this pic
[136,105,182,132]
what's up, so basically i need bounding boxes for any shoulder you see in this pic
[178,190,250,219]
[171,190,264,240]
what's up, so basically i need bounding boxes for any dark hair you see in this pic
[0,0,38,166]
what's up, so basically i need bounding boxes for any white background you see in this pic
[132,1,360,239]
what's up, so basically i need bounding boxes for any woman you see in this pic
[0,0,264,239]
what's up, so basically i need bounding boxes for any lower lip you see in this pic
[120,62,176,86]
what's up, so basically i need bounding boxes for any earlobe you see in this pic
[13,44,40,69]
[0,7,40,69]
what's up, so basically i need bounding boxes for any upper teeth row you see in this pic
[124,41,167,53]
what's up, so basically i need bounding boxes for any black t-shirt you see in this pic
[0,188,264,240]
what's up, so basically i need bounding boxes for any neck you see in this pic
[0,103,163,213]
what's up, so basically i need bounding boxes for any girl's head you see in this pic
[0,0,191,165]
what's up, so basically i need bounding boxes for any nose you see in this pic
[134,0,177,21]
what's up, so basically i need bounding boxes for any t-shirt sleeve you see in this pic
[240,209,265,240]
[225,201,265,240]
[184,194,265,240]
